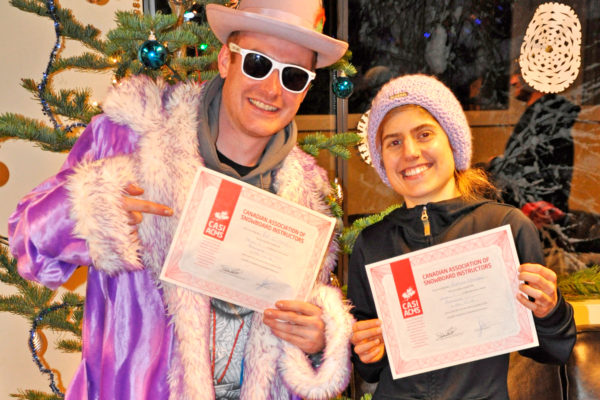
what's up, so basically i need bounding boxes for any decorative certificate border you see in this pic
[367,225,538,379]
[160,167,336,312]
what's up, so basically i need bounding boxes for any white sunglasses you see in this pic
[228,42,316,93]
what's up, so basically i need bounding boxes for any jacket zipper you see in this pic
[421,205,433,245]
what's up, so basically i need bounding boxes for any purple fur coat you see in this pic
[9,76,353,400]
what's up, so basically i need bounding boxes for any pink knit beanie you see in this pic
[367,74,472,186]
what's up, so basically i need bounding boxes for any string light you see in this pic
[28,302,83,397]
[39,0,87,134]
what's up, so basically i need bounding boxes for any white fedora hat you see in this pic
[206,0,348,68]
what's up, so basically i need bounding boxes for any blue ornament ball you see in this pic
[138,40,167,69]
[332,75,354,98]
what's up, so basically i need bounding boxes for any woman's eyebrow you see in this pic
[382,123,437,140]
[410,123,437,133]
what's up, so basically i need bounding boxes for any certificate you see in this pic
[366,225,538,379]
[160,167,336,312]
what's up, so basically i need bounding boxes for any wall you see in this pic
[0,0,131,396]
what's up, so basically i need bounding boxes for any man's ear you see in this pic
[217,44,231,78]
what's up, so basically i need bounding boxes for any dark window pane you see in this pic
[347,0,513,113]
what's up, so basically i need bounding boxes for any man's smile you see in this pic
[249,98,278,111]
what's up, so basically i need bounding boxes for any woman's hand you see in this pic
[351,318,385,364]
[517,263,558,318]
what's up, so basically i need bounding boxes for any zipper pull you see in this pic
[421,206,431,236]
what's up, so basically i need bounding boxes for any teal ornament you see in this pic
[332,75,354,98]
[138,39,167,69]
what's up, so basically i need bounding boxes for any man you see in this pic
[486,71,597,272]
[8,1,353,399]
[488,72,579,224]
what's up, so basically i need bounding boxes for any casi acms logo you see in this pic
[204,180,241,241]
[400,286,422,317]
[391,259,423,318]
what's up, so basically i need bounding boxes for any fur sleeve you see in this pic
[277,282,354,399]
[66,155,142,274]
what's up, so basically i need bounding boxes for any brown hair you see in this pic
[455,167,499,201]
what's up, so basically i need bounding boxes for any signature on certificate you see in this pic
[435,326,459,340]
[220,264,242,276]
[255,279,291,296]
[476,319,491,337]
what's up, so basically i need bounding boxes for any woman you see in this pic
[347,74,576,399]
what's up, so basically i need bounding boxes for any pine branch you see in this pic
[339,204,402,254]
[9,0,51,19]
[10,390,62,400]
[0,243,83,336]
[7,2,223,154]
[50,53,115,73]
[20,79,101,124]
[47,90,100,124]
[109,11,178,40]
[0,245,55,318]
[105,12,180,69]
[10,0,105,53]
[0,247,21,286]
[0,295,37,317]
[56,339,82,353]
[326,180,344,220]
[329,50,357,77]
[558,265,600,300]
[161,29,199,48]
[0,113,76,152]
[56,9,106,52]
[299,132,362,159]
[1,244,82,399]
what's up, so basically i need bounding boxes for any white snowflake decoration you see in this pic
[356,110,372,165]
[519,2,581,93]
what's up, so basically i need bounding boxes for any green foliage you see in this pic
[20,79,102,124]
[335,394,373,400]
[1,237,83,397]
[559,265,600,300]
[0,113,76,152]
[10,390,63,400]
[299,132,362,159]
[57,338,82,353]
[339,204,402,254]
[1,0,225,152]
[330,50,358,77]
[104,10,222,81]
[0,240,84,333]
[326,179,344,220]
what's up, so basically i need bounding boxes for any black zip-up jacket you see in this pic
[348,198,576,400]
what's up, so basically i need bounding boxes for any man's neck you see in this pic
[527,91,544,107]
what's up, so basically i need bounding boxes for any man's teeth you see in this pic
[404,165,429,177]
[250,98,277,111]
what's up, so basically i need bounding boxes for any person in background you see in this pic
[347,74,576,400]
[488,71,580,229]
[8,1,354,399]
[486,71,600,272]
